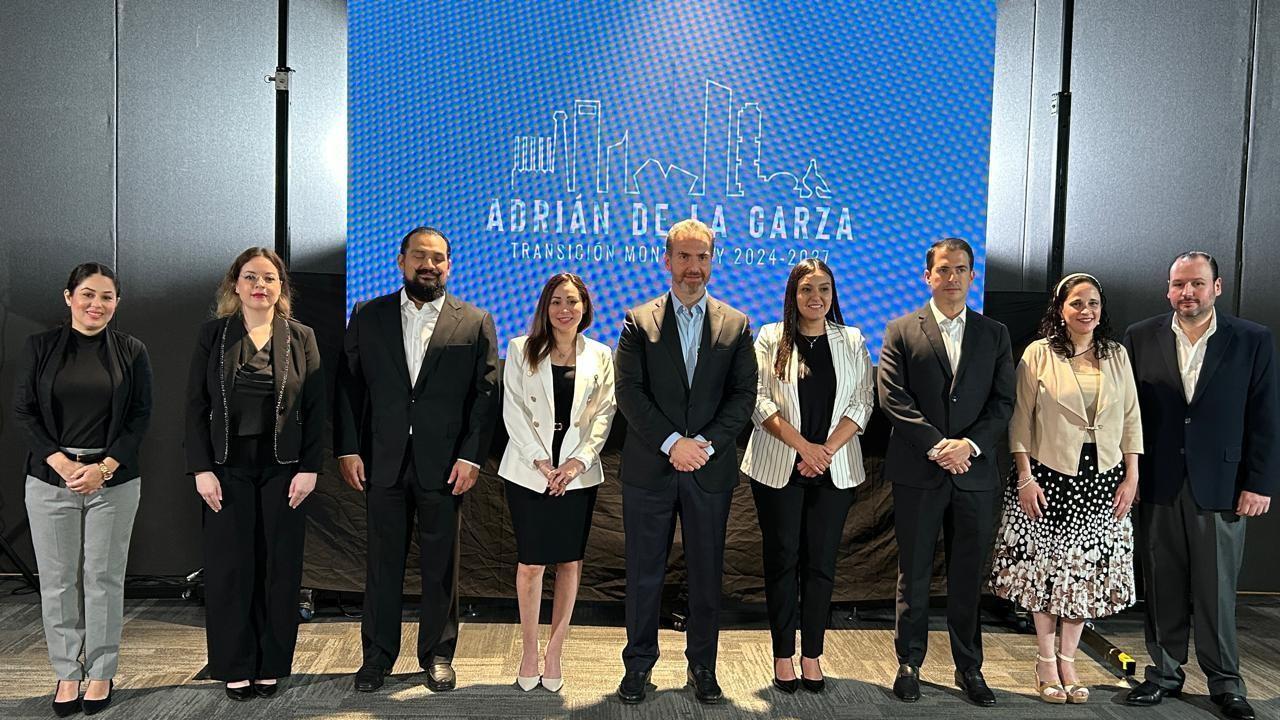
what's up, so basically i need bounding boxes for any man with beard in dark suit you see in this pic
[877,238,1016,706]
[334,226,499,694]
[1123,252,1276,720]
[613,219,757,705]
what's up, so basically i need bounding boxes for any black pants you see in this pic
[361,448,461,670]
[202,463,305,681]
[892,481,997,671]
[622,477,733,673]
[752,481,854,658]
[1139,482,1247,696]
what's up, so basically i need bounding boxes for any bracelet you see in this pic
[98,462,114,482]
[1016,476,1035,489]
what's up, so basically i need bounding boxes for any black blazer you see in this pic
[333,291,500,489]
[185,313,327,473]
[1123,312,1279,510]
[877,304,1016,491]
[13,325,153,486]
[614,293,757,493]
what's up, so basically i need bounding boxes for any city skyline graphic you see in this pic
[508,80,832,201]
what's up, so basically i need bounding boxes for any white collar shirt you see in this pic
[930,299,966,374]
[401,289,446,387]
[1171,308,1218,402]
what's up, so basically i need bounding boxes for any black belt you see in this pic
[62,450,106,463]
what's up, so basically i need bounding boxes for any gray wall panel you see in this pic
[288,0,347,274]
[116,0,276,575]
[1017,0,1064,292]
[985,0,1036,291]
[1238,0,1280,591]
[1063,0,1253,329]
[0,1,116,567]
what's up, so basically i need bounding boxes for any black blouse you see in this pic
[52,329,113,449]
[792,333,836,485]
[550,364,575,466]
[230,337,274,436]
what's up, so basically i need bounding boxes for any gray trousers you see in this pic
[1138,481,1246,696]
[25,475,141,681]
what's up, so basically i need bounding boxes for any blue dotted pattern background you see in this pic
[349,1,996,361]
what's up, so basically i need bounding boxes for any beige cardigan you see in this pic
[1009,338,1143,476]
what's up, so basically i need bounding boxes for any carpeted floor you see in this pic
[0,590,1276,719]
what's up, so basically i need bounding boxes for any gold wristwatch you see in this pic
[98,462,114,482]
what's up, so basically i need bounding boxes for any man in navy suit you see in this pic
[1123,252,1277,720]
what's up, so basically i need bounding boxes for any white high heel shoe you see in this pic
[516,675,540,692]
[540,676,563,693]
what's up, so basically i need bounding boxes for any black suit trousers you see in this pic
[361,446,461,669]
[893,481,998,671]
[752,481,854,658]
[202,462,305,681]
[622,476,733,672]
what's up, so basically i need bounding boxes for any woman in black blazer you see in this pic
[14,262,152,717]
[185,247,326,700]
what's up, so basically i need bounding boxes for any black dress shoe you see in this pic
[252,681,279,698]
[687,665,723,704]
[955,668,996,707]
[353,664,388,693]
[772,675,799,694]
[1124,680,1181,706]
[425,660,456,692]
[893,664,921,703]
[51,683,81,718]
[225,683,254,702]
[617,670,650,704]
[81,681,113,716]
[802,676,826,693]
[1211,693,1255,720]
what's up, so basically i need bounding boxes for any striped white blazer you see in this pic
[740,321,874,489]
[498,334,617,493]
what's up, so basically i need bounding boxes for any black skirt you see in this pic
[505,481,598,565]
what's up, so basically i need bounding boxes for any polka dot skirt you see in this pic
[989,444,1135,619]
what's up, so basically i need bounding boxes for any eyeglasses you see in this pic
[239,272,280,286]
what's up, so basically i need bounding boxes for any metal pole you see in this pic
[1047,0,1074,284]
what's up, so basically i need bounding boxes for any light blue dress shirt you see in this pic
[661,290,715,458]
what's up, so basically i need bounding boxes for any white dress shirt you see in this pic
[402,289,445,385]
[1171,308,1218,402]
[928,299,980,457]
[930,299,965,374]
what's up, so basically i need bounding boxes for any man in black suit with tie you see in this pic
[1123,252,1276,720]
[877,238,1016,706]
[613,219,757,705]
[334,227,499,694]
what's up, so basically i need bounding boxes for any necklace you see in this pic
[800,334,821,350]
[1069,343,1093,359]
[551,343,574,363]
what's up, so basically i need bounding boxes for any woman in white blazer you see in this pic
[741,259,873,694]
[498,272,616,693]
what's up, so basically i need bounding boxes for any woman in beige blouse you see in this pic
[990,273,1142,704]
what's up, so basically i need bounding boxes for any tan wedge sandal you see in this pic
[1035,653,1068,704]
[1056,652,1090,704]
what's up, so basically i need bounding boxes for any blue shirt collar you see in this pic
[669,289,709,317]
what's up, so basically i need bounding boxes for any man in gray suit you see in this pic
[877,238,1016,706]
[614,219,757,705]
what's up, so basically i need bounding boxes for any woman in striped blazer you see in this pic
[741,258,874,694]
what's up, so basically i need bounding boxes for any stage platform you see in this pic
[0,592,1275,719]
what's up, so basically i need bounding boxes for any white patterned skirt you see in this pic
[989,444,1135,619]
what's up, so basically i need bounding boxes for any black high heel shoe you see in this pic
[51,681,81,718]
[81,680,112,716]
[252,680,279,698]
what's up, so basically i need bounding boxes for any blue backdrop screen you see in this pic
[349,1,996,361]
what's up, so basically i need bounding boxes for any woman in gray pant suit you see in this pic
[12,262,153,717]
